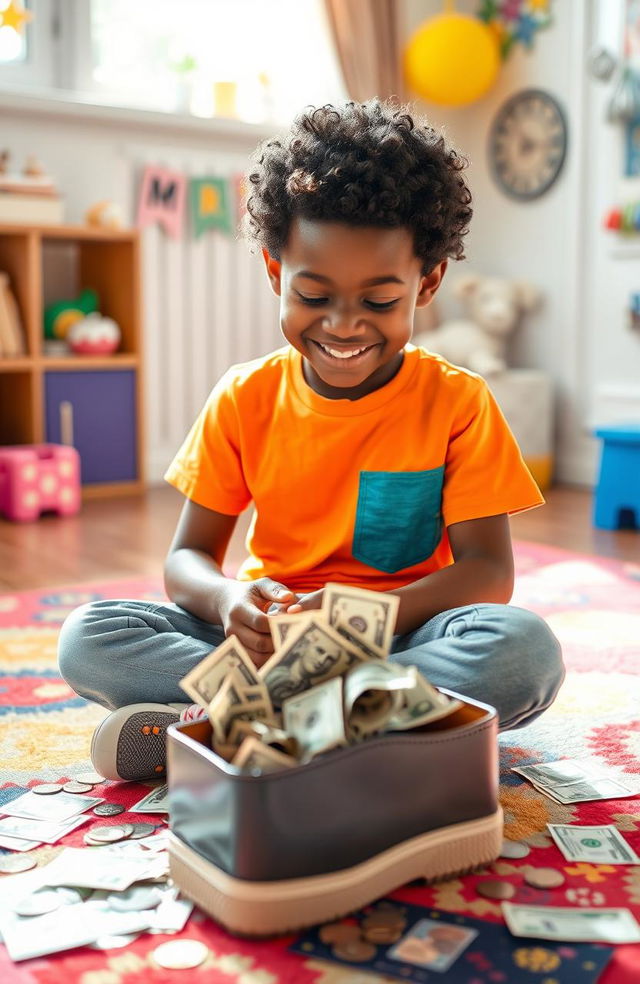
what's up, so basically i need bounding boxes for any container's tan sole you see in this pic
[168,806,503,937]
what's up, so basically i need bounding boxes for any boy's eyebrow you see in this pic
[294,271,405,287]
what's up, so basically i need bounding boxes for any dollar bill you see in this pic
[41,847,159,892]
[282,676,347,760]
[267,612,312,648]
[259,615,370,706]
[179,635,261,707]
[343,661,415,738]
[513,759,637,803]
[130,783,169,813]
[502,902,640,943]
[228,718,298,757]
[0,790,104,823]
[232,736,297,774]
[385,668,462,732]
[0,813,91,845]
[207,670,274,742]
[322,582,399,658]
[547,823,640,864]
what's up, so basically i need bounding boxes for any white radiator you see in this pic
[136,153,281,483]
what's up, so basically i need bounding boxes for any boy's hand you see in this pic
[286,589,324,614]
[218,577,298,668]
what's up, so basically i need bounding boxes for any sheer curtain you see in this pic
[323,0,406,102]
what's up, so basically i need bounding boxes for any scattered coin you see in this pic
[107,885,163,912]
[89,933,141,950]
[332,939,377,962]
[0,854,38,874]
[14,888,65,916]
[152,939,209,969]
[76,772,105,785]
[93,803,125,817]
[87,824,134,843]
[499,839,531,860]
[476,879,516,900]
[524,867,566,889]
[319,922,363,945]
[361,912,406,930]
[128,822,160,839]
[32,783,64,795]
[362,925,403,945]
[62,781,93,794]
[55,887,84,905]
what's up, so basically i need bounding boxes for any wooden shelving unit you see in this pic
[0,223,144,496]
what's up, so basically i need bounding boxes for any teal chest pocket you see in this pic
[352,467,445,574]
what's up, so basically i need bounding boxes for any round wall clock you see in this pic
[488,89,568,201]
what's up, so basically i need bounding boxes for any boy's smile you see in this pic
[263,218,445,400]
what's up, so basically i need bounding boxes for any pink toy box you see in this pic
[0,444,81,522]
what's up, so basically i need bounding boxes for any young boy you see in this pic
[58,100,563,782]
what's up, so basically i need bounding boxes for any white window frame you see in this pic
[0,0,61,89]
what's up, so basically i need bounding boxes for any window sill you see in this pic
[0,83,278,144]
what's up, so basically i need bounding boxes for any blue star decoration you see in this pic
[515,12,540,47]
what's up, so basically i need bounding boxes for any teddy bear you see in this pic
[413,272,541,376]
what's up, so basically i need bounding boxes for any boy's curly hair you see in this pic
[244,99,472,275]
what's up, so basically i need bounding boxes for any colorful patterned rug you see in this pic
[0,542,639,983]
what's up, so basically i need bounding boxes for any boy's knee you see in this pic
[504,607,564,692]
[57,601,105,689]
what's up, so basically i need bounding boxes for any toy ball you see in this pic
[404,12,500,107]
[44,288,99,340]
[85,200,125,229]
[68,313,121,355]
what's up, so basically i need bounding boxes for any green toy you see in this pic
[44,288,99,340]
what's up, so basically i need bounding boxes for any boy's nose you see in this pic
[321,314,368,337]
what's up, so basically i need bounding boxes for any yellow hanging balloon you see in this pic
[404,11,500,107]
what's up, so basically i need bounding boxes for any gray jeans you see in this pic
[58,600,564,732]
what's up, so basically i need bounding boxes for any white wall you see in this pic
[404,0,640,485]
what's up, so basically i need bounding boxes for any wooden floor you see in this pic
[0,484,637,592]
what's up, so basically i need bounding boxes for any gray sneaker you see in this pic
[90,703,189,781]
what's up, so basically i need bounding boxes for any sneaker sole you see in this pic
[91,704,180,781]
[168,806,503,936]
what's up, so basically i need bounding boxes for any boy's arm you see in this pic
[163,498,239,625]
[390,513,514,636]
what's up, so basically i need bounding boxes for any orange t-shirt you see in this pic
[164,344,543,593]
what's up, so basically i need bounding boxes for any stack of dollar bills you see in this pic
[179,583,462,774]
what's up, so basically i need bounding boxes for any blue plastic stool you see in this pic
[593,423,640,530]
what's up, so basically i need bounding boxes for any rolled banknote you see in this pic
[228,718,298,757]
[282,676,347,760]
[385,668,462,731]
[232,736,297,774]
[343,661,417,738]
[259,615,369,707]
[322,582,399,659]
[179,635,261,707]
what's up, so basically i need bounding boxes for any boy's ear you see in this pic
[415,260,447,308]
[262,248,282,296]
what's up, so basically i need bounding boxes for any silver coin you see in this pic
[0,854,38,874]
[107,885,163,912]
[76,772,105,785]
[14,889,64,916]
[89,933,141,950]
[87,824,134,843]
[32,783,64,795]
[55,886,84,905]
[499,839,531,860]
[153,939,209,970]
[128,822,160,839]
[62,781,93,794]
[93,803,125,817]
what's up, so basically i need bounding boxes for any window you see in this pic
[0,0,347,126]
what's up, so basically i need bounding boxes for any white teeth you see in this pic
[318,343,368,359]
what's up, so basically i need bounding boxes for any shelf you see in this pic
[0,358,33,372]
[40,354,139,370]
[0,223,138,242]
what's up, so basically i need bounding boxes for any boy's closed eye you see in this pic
[295,292,399,311]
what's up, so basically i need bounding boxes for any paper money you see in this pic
[283,676,347,759]
[322,582,399,658]
[179,635,261,707]
[228,718,298,757]
[385,670,462,732]
[130,784,169,814]
[41,847,159,892]
[0,813,91,845]
[513,758,637,803]
[232,735,297,773]
[502,902,640,943]
[268,612,312,648]
[343,661,415,738]
[547,823,640,864]
[259,615,369,706]
[0,833,41,851]
[0,790,104,822]
[208,670,274,743]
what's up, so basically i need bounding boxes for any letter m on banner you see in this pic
[136,165,187,238]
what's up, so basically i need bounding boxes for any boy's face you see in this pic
[263,218,446,399]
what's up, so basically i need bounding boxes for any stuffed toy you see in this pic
[414,272,541,376]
